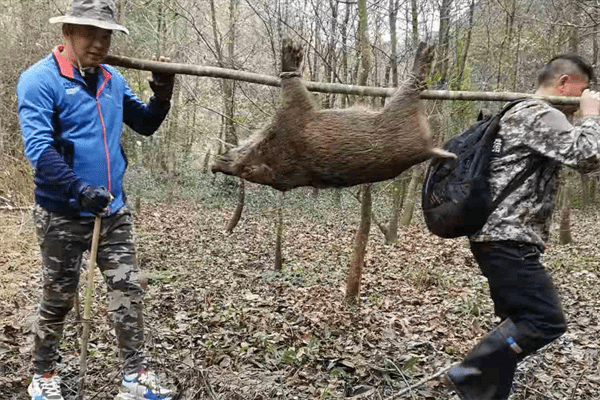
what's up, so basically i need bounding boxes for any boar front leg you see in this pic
[279,39,316,117]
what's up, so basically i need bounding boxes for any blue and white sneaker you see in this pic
[115,370,173,400]
[28,372,64,400]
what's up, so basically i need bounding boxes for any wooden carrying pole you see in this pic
[103,54,581,105]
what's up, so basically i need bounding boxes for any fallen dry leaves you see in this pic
[0,189,599,399]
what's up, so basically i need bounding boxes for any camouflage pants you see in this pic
[32,203,144,375]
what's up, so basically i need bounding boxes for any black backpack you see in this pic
[422,100,538,238]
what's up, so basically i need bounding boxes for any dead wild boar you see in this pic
[211,39,454,192]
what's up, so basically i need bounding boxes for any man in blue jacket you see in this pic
[18,1,175,399]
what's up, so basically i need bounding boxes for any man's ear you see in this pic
[557,75,569,91]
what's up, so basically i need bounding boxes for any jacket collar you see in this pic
[52,46,112,93]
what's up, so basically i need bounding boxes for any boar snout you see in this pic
[211,153,234,175]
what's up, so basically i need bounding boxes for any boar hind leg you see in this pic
[279,39,315,115]
[382,43,434,113]
[412,42,435,82]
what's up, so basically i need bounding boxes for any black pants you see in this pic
[469,241,567,396]
[470,241,566,352]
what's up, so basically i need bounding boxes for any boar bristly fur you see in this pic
[211,39,454,192]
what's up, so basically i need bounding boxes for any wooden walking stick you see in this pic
[79,215,102,398]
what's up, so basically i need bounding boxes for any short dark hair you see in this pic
[62,23,77,36]
[537,54,594,86]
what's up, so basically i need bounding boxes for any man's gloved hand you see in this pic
[148,56,175,102]
[78,185,113,215]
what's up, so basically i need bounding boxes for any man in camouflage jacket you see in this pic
[446,56,600,399]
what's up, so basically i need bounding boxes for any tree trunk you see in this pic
[334,189,342,207]
[456,0,475,89]
[340,1,351,108]
[209,0,223,62]
[568,1,581,54]
[385,177,403,244]
[324,0,339,108]
[165,79,180,175]
[222,85,236,146]
[581,173,590,208]
[156,0,171,174]
[410,0,419,48]
[371,13,381,109]
[496,0,516,88]
[381,0,419,238]
[312,14,320,82]
[401,167,421,226]
[202,150,212,174]
[381,63,391,108]
[275,192,284,270]
[217,0,243,231]
[356,0,372,90]
[156,0,165,55]
[437,0,453,85]
[225,179,245,233]
[346,185,371,304]
[135,189,141,215]
[510,23,523,92]
[346,0,372,304]
[399,172,409,210]
[372,175,406,244]
[559,185,572,245]
[210,0,237,146]
[224,0,238,147]
[389,0,399,88]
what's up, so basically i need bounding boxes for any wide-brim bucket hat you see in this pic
[49,0,129,34]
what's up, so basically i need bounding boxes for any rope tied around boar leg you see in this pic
[279,71,302,79]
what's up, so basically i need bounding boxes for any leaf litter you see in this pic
[0,191,599,399]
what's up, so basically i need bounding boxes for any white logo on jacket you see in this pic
[492,138,502,154]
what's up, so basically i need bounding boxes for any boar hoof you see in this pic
[281,38,303,73]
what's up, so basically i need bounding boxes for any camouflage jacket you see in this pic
[470,99,600,249]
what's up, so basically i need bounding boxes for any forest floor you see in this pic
[1,183,599,399]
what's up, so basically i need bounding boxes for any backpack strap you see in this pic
[498,99,527,115]
[491,157,545,209]
[480,100,526,147]
[489,99,543,210]
[491,100,527,133]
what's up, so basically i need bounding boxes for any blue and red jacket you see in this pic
[17,46,170,216]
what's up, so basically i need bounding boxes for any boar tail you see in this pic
[429,148,456,159]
